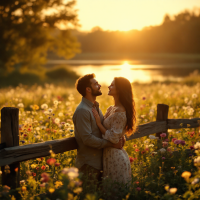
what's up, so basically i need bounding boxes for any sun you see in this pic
[120,61,133,81]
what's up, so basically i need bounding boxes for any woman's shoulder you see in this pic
[114,106,126,113]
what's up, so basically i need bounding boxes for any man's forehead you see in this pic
[90,78,98,84]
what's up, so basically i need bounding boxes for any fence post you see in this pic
[156,104,169,141]
[1,107,20,189]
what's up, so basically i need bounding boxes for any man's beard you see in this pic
[91,87,102,96]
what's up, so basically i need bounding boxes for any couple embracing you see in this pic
[73,73,137,186]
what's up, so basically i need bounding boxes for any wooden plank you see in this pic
[168,118,200,129]
[0,142,6,150]
[0,137,78,167]
[1,107,20,189]
[127,121,167,141]
[1,117,199,167]
[156,104,169,139]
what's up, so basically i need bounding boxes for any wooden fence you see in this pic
[0,104,200,189]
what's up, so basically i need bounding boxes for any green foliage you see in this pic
[0,66,79,87]
[45,66,79,80]
[0,0,81,72]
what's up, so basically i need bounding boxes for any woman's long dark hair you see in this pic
[114,77,137,137]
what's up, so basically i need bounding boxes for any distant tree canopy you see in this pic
[75,9,200,54]
[0,0,80,72]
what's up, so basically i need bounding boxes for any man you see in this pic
[73,73,124,183]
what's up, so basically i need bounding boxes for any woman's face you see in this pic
[108,80,118,96]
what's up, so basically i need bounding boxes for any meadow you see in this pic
[0,82,200,200]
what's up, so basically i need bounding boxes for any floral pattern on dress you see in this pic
[102,106,132,185]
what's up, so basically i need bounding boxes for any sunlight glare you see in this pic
[120,61,133,82]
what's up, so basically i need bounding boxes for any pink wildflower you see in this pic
[162,142,168,147]
[129,157,134,164]
[172,138,177,143]
[160,133,167,138]
[180,140,186,146]
[174,140,181,145]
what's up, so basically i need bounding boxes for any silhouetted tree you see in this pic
[0,0,80,72]
[75,8,200,54]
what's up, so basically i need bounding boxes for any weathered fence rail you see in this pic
[0,104,200,189]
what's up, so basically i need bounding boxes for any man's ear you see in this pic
[86,87,91,93]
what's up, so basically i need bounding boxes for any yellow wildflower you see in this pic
[21,186,26,191]
[180,123,183,127]
[36,158,41,162]
[49,188,55,193]
[11,195,16,200]
[169,188,177,194]
[181,171,191,181]
[31,164,37,169]
[164,185,169,191]
[187,124,191,128]
[73,187,83,194]
[55,181,63,189]
[32,105,39,110]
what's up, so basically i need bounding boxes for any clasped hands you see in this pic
[92,108,125,149]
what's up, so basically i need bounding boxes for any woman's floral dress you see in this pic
[102,106,132,184]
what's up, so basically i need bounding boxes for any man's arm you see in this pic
[75,109,122,149]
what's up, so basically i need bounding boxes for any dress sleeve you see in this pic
[103,112,127,144]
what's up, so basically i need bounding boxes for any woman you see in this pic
[92,77,137,185]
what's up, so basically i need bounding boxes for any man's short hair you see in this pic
[75,73,95,97]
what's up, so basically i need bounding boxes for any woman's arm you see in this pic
[92,108,127,145]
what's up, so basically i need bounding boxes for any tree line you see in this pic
[74,9,200,54]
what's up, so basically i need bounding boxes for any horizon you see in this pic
[73,0,200,32]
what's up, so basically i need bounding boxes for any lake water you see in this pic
[47,60,200,85]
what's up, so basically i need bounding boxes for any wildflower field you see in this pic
[0,82,200,200]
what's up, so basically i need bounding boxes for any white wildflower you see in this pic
[192,94,197,99]
[54,118,60,124]
[149,135,159,140]
[58,112,63,117]
[191,178,199,185]
[62,167,79,180]
[66,101,71,106]
[53,100,58,106]
[41,104,48,109]
[194,157,200,164]
[188,108,194,115]
[159,148,166,154]
[194,142,200,149]
[17,103,24,108]
[149,144,154,147]
[48,108,53,113]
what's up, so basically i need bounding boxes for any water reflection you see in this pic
[69,61,190,85]
[47,60,200,85]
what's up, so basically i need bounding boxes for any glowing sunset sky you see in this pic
[76,0,200,31]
